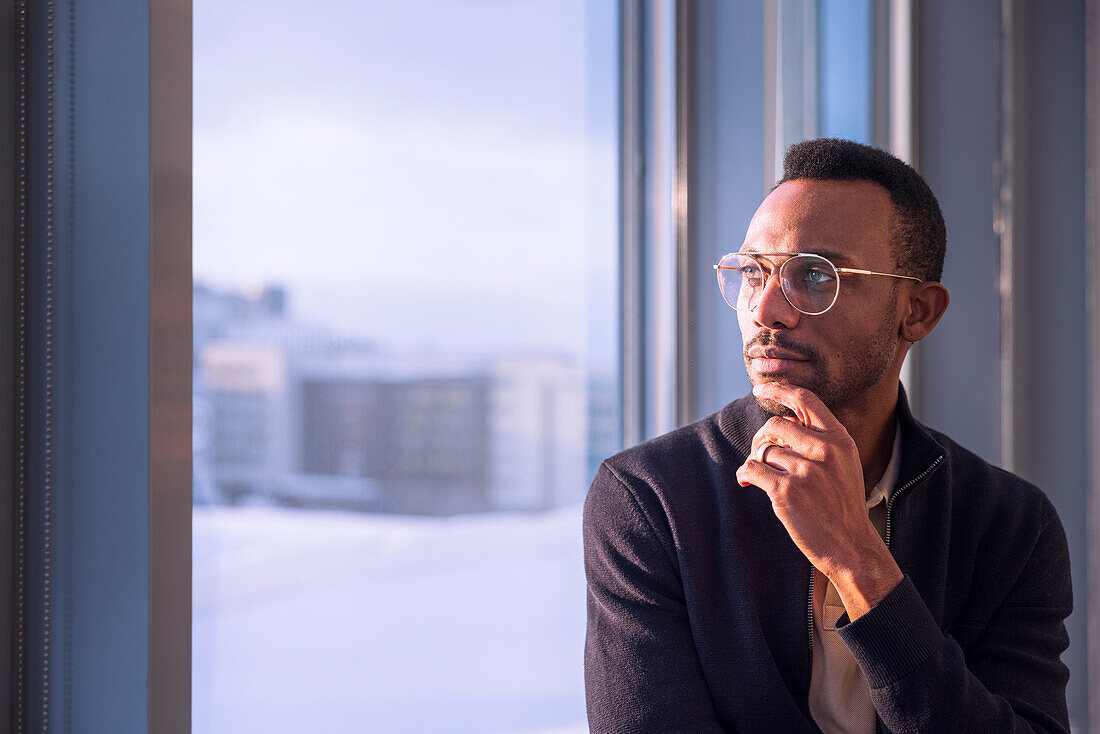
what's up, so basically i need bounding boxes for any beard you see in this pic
[744,301,899,417]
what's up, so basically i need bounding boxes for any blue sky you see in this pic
[193,0,617,362]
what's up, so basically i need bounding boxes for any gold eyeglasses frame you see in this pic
[714,251,923,316]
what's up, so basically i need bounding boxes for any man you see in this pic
[583,139,1071,733]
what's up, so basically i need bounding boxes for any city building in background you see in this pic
[194,282,610,515]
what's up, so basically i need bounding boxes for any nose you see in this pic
[752,268,800,330]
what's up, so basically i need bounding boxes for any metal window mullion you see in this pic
[620,0,709,442]
[888,0,920,405]
[10,1,190,730]
[675,0,697,427]
[149,0,193,730]
[651,0,678,437]
[2,1,26,732]
[1085,0,1100,730]
[888,0,916,163]
[802,0,817,139]
[620,0,647,448]
[997,0,1030,476]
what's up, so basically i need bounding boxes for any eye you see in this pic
[739,263,766,287]
[804,267,834,285]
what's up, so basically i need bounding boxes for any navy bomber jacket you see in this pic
[583,386,1072,733]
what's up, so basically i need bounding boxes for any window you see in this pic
[192,2,618,731]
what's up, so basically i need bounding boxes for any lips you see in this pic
[743,334,820,377]
[746,346,809,361]
[745,342,814,377]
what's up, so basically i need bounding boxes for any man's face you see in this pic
[737,179,905,416]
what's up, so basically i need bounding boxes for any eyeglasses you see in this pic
[714,251,922,316]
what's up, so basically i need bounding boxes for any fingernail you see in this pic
[739,480,749,487]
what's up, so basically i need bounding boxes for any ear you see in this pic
[899,282,949,343]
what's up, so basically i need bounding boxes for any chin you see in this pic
[755,395,796,418]
[749,372,798,390]
[748,373,819,417]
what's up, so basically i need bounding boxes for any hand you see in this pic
[735,382,903,620]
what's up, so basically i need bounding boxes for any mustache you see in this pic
[744,332,821,364]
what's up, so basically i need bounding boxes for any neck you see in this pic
[833,381,899,498]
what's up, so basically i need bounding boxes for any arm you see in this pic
[736,382,1071,732]
[583,462,726,734]
[838,501,1072,734]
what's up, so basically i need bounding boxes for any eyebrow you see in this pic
[738,246,856,267]
[812,249,855,266]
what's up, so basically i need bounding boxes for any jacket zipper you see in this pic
[807,565,816,672]
[806,565,822,733]
[806,452,944,734]
[884,454,944,550]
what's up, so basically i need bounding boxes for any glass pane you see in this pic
[773,0,874,163]
[818,0,872,141]
[192,2,619,732]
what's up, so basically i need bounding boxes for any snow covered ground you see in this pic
[193,504,590,734]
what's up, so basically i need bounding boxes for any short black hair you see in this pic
[778,138,946,282]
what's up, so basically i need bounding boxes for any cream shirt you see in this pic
[808,421,901,734]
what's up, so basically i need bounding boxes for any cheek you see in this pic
[736,313,754,343]
[812,316,864,361]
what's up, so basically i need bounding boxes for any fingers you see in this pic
[751,415,828,463]
[736,453,786,488]
[752,382,839,432]
[742,382,856,490]
[749,438,785,466]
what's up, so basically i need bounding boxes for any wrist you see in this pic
[826,543,904,621]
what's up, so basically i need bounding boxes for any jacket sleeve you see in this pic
[583,462,726,734]
[837,498,1072,734]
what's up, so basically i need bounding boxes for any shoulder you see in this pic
[600,394,758,492]
[931,427,1055,511]
[920,427,1065,555]
[585,394,761,532]
[923,428,1073,626]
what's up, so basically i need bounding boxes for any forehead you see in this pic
[742,179,895,266]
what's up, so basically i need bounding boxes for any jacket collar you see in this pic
[893,382,947,491]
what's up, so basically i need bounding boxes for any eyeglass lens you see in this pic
[717,253,839,315]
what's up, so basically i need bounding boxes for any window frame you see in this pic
[6,0,191,730]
